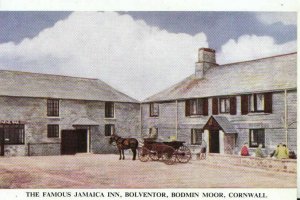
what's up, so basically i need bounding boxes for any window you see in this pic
[0,124,24,144]
[191,129,202,145]
[105,124,115,136]
[249,94,265,112]
[47,99,59,116]
[47,125,59,138]
[241,93,272,115]
[105,102,114,118]
[249,129,265,148]
[150,103,159,117]
[186,98,208,116]
[219,98,230,113]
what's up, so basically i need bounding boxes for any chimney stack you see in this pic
[195,48,218,79]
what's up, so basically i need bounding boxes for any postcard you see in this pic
[0,0,298,199]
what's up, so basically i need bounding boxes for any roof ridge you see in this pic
[0,69,99,81]
[221,52,297,66]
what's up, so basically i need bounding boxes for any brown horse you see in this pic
[109,134,138,160]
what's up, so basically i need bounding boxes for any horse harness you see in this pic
[114,136,129,147]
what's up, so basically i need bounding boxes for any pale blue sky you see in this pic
[0,12,296,50]
[0,12,296,100]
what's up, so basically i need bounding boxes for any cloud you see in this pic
[217,35,297,64]
[256,12,297,25]
[0,12,208,101]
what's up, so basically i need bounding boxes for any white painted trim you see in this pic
[176,100,178,139]
[219,130,224,154]
[87,127,90,153]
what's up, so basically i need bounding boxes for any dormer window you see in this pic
[150,103,159,117]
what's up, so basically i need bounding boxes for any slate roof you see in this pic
[0,70,138,103]
[144,53,297,102]
[212,116,237,134]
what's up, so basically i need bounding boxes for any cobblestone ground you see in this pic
[0,154,296,188]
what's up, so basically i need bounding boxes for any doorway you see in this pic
[61,129,87,155]
[209,130,220,153]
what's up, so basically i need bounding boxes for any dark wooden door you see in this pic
[61,130,78,155]
[0,128,4,156]
[61,129,87,155]
[209,130,220,153]
[77,129,87,153]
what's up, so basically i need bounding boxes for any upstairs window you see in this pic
[249,129,265,148]
[105,102,114,118]
[105,124,115,136]
[185,98,208,116]
[213,97,236,115]
[249,94,264,112]
[191,129,202,145]
[150,103,159,117]
[47,125,59,138]
[241,93,272,115]
[219,98,230,113]
[47,99,59,116]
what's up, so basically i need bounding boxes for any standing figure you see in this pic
[199,140,207,159]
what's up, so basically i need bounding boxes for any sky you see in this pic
[0,12,297,100]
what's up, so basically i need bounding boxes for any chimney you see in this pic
[195,48,218,79]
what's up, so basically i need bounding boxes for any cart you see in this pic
[138,138,192,165]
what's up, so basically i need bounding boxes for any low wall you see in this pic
[28,142,61,156]
[200,153,296,173]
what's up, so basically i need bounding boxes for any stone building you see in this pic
[0,70,140,156]
[0,48,297,157]
[142,48,297,155]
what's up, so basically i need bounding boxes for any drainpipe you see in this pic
[176,100,178,139]
[284,89,288,146]
[140,104,143,138]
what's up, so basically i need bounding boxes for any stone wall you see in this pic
[0,96,140,156]
[203,153,296,173]
[27,143,61,156]
[142,90,297,155]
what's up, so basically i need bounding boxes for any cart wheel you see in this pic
[149,150,159,161]
[138,147,150,162]
[163,152,176,165]
[176,145,192,163]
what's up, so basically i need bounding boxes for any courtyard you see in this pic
[0,154,296,188]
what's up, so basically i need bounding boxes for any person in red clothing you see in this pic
[241,142,250,156]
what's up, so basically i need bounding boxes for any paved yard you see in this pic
[0,154,296,188]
